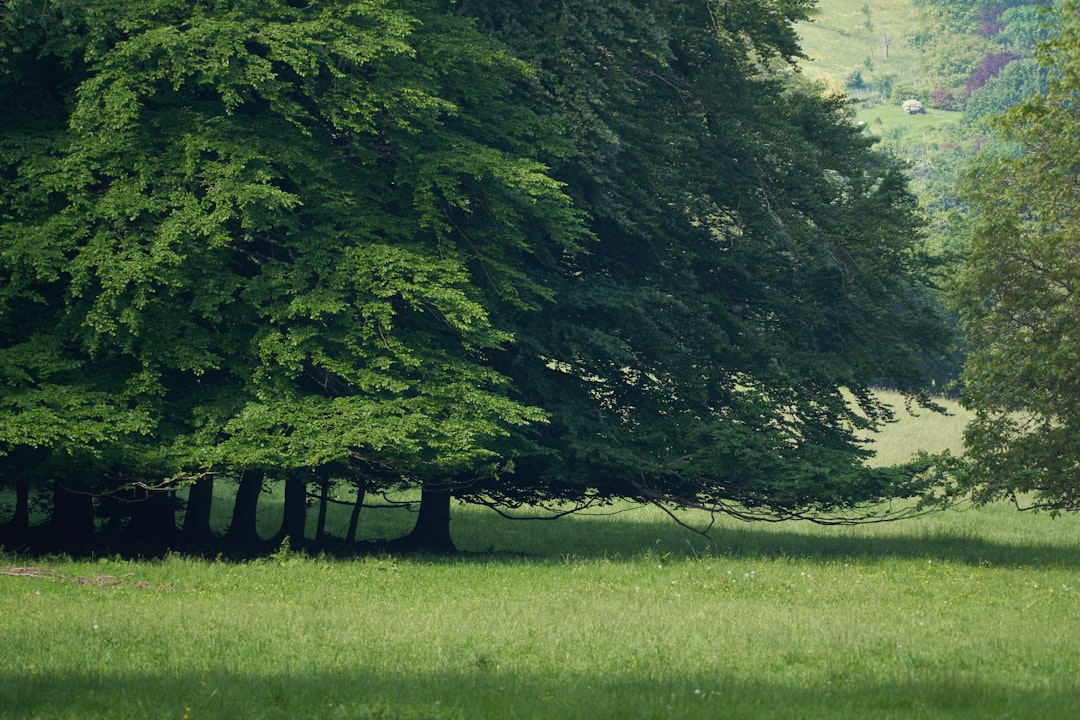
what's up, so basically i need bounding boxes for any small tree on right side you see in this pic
[952,0,1080,511]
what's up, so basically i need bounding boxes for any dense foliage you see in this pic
[863,1,1054,308]
[910,0,1051,106]
[1,0,949,553]
[952,0,1080,511]
[458,0,948,524]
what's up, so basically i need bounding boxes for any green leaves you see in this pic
[0,0,579,502]
[952,0,1080,510]
[454,0,949,521]
[1,0,951,538]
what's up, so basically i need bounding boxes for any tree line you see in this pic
[0,0,1071,554]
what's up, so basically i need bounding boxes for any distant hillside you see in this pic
[797,0,1050,111]
[795,0,921,98]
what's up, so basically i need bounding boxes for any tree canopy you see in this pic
[1,0,950,552]
[455,0,949,522]
[952,0,1080,512]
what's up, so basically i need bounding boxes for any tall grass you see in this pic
[7,391,1074,719]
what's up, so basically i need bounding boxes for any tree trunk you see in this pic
[315,473,330,543]
[49,480,95,541]
[273,472,308,546]
[225,469,264,545]
[11,479,30,534]
[181,475,215,544]
[345,479,367,544]
[401,482,455,552]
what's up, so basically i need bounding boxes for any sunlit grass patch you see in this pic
[860,389,971,467]
[796,0,922,89]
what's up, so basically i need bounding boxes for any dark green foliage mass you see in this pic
[0,0,580,547]
[1,0,949,552]
[458,0,948,522]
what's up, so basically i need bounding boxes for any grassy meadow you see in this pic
[5,395,1080,719]
[796,0,921,93]
[3,502,1080,719]
[855,103,962,137]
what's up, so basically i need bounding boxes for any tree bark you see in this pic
[401,482,455,552]
[11,479,30,534]
[181,475,215,544]
[345,479,367,544]
[314,473,330,543]
[225,469,264,545]
[273,471,308,545]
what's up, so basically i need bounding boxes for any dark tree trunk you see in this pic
[345,479,367,544]
[273,472,308,545]
[225,469,264,545]
[401,483,455,552]
[315,473,330,543]
[11,479,30,533]
[49,480,95,541]
[181,475,215,544]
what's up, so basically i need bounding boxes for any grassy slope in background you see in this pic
[797,0,963,139]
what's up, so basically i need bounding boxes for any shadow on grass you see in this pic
[2,668,1077,720]
[452,507,1080,570]
[5,498,1080,570]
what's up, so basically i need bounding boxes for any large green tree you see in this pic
[0,0,583,549]
[952,0,1080,510]
[456,0,950,527]
[3,0,951,553]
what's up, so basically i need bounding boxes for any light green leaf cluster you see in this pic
[0,0,578,502]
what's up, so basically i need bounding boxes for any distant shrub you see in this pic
[844,68,865,90]
[967,51,1022,97]
[930,87,957,111]
[890,82,929,106]
[902,98,926,115]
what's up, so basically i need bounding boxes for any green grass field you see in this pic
[4,400,1078,720]
[861,390,969,467]
[854,103,963,155]
[796,0,922,93]
[4,498,1080,720]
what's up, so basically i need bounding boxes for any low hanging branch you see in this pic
[621,466,959,531]
[58,472,219,502]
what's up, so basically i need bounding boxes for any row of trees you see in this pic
[5,0,1074,552]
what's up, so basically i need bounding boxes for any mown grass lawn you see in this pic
[3,495,1080,720]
